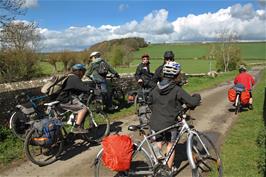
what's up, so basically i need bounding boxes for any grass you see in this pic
[221,69,266,177]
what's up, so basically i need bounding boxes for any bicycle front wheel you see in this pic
[24,128,63,166]
[188,132,223,177]
[94,144,154,177]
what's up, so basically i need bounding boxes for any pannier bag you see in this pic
[228,88,236,102]
[102,134,133,171]
[32,118,61,146]
[240,90,250,105]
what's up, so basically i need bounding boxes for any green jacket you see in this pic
[86,58,118,83]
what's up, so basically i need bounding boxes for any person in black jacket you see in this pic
[134,53,155,88]
[152,50,188,87]
[57,64,93,134]
[149,61,201,170]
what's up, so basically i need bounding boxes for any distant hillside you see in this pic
[86,37,148,59]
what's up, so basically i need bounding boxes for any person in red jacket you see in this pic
[234,65,255,109]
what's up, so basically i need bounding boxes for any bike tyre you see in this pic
[94,144,153,177]
[189,132,223,177]
[24,128,63,166]
[235,95,240,115]
[10,111,30,141]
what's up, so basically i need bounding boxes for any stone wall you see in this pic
[0,74,138,126]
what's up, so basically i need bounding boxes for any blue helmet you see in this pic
[72,64,86,71]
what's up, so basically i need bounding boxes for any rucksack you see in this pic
[41,74,70,97]
[32,118,61,146]
[102,134,133,171]
[98,61,108,76]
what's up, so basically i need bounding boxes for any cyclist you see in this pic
[86,51,120,111]
[134,53,155,88]
[152,50,187,87]
[234,65,255,109]
[148,61,201,170]
[57,64,93,134]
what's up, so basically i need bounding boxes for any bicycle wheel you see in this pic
[24,128,63,166]
[188,132,222,177]
[235,95,240,115]
[84,109,110,142]
[10,111,30,141]
[94,144,154,177]
[112,88,125,109]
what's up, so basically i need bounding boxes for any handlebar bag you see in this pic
[102,134,133,171]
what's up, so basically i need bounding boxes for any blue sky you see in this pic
[18,0,266,51]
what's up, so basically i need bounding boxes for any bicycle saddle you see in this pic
[44,101,60,107]
[128,124,149,131]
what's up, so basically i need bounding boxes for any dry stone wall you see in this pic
[0,74,138,126]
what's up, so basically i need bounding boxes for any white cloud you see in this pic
[118,4,129,12]
[22,0,38,8]
[35,4,266,52]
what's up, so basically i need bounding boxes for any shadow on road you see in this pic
[58,121,124,162]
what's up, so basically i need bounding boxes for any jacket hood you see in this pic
[157,78,176,95]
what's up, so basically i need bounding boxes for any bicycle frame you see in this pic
[130,116,210,175]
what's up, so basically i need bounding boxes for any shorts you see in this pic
[152,128,178,143]
[60,98,87,113]
[249,91,252,98]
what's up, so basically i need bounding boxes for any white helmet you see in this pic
[90,51,100,58]
[163,61,181,78]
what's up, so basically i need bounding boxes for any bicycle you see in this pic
[9,92,48,140]
[24,90,110,166]
[94,105,222,177]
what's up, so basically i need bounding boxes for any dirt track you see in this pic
[0,67,263,177]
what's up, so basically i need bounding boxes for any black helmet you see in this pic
[72,64,86,72]
[164,51,175,60]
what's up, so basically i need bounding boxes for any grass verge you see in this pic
[221,69,266,177]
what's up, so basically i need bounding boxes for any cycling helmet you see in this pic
[163,61,181,78]
[141,53,150,59]
[163,51,175,60]
[239,65,247,72]
[90,51,100,58]
[72,64,86,71]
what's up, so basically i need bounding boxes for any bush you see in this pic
[0,49,40,83]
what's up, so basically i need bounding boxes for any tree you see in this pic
[109,47,124,67]
[214,30,242,72]
[0,21,41,51]
[0,0,25,26]
[47,53,60,73]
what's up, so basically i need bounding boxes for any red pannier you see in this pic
[102,134,133,171]
[228,88,236,102]
[240,89,250,105]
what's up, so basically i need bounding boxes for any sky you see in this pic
[18,0,266,52]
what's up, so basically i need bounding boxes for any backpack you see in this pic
[102,134,133,171]
[41,74,69,97]
[32,118,61,146]
[98,61,108,76]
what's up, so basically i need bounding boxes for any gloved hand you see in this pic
[192,93,201,105]
[115,73,120,78]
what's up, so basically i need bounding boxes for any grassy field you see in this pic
[221,69,266,177]
[133,42,266,60]
[39,42,265,76]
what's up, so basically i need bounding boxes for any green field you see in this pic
[133,42,266,60]
[39,42,266,76]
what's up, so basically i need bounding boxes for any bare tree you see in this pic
[0,0,25,26]
[0,21,41,51]
[215,30,242,72]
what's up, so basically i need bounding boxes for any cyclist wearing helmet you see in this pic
[86,51,120,111]
[134,53,155,88]
[234,65,255,109]
[57,64,93,134]
[148,61,201,170]
[152,50,188,87]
